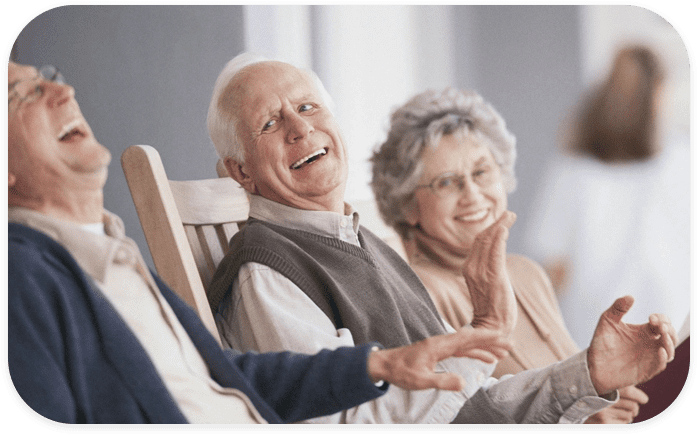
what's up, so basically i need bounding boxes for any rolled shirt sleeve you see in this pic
[466,350,616,424]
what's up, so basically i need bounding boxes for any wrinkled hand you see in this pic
[587,295,678,396]
[584,385,648,424]
[462,211,517,336]
[367,327,512,391]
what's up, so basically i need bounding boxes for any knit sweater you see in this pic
[208,218,446,349]
[8,222,386,424]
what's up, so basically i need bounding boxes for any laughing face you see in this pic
[407,133,508,256]
[223,61,349,213]
[8,62,111,219]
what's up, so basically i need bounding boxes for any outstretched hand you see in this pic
[367,327,512,392]
[587,295,678,396]
[462,211,517,336]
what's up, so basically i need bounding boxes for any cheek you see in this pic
[488,182,508,215]
[419,197,456,233]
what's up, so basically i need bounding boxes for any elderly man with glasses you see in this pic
[8,60,517,424]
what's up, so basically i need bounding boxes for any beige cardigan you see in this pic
[406,234,579,378]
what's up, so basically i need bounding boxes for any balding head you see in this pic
[207,53,333,164]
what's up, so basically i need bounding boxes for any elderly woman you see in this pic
[370,88,648,424]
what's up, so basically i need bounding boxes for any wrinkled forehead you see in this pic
[222,62,319,117]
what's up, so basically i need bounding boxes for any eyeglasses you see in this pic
[8,65,65,115]
[415,167,498,198]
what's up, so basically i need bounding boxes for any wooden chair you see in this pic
[121,145,249,343]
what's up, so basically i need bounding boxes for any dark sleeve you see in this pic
[8,245,78,423]
[225,343,388,423]
[155,271,388,423]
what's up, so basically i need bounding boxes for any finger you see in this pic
[604,406,636,423]
[459,349,509,364]
[497,210,517,229]
[427,373,466,392]
[462,220,511,296]
[659,325,676,362]
[437,330,511,361]
[604,295,635,323]
[464,211,516,265]
[645,319,676,362]
[650,314,679,345]
[481,211,516,264]
[620,385,649,405]
[613,398,641,417]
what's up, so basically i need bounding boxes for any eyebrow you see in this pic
[473,156,489,166]
[295,92,316,103]
[252,92,320,127]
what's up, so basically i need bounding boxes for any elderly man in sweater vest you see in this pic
[7,60,517,424]
[206,53,678,424]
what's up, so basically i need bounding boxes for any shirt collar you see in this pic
[8,207,130,284]
[248,194,361,240]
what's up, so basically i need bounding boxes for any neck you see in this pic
[405,227,467,273]
[9,189,105,224]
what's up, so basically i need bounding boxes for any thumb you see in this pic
[605,295,635,323]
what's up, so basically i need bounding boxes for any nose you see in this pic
[46,81,75,108]
[285,112,314,144]
[457,177,483,204]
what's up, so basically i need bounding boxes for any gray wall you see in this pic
[11,5,584,264]
[12,5,246,268]
[454,5,584,255]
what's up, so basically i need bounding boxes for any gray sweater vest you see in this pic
[208,218,446,349]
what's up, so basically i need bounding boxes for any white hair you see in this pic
[206,52,335,164]
[207,52,268,163]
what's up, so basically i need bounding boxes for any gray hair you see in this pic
[370,88,517,240]
[207,52,334,163]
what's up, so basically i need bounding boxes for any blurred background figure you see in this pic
[523,45,690,350]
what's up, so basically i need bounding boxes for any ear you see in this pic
[224,157,256,194]
[9,172,16,188]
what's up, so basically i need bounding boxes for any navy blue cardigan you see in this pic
[8,223,386,424]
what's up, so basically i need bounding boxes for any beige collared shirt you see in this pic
[9,207,266,424]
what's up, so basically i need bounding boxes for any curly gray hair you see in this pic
[370,88,517,240]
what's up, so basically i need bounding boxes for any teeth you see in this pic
[58,119,83,140]
[456,209,488,222]
[291,148,327,169]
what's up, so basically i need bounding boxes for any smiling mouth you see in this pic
[455,209,489,223]
[290,148,328,170]
[58,120,87,142]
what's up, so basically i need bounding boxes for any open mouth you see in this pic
[290,148,327,170]
[58,120,87,142]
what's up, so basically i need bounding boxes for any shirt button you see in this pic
[477,373,485,383]
[340,219,347,228]
[569,385,578,395]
